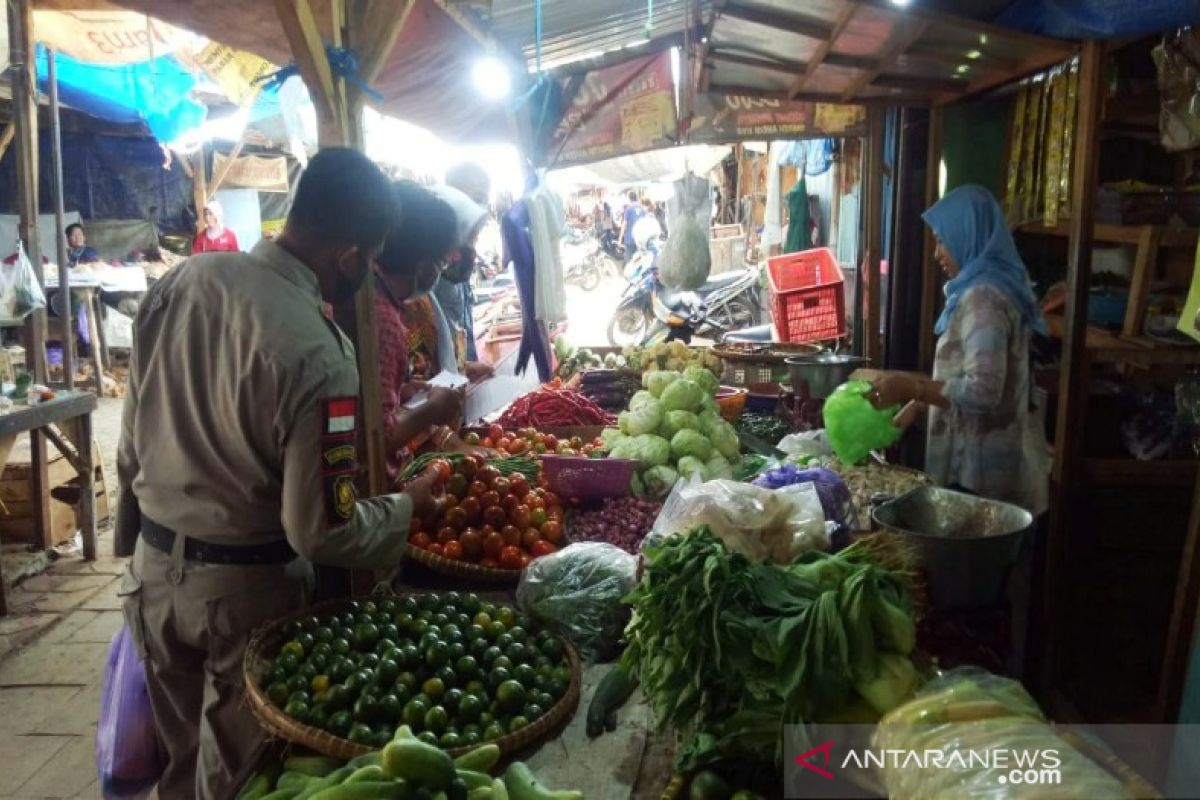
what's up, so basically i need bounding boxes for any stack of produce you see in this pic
[734,412,790,447]
[465,425,602,457]
[623,528,920,772]
[576,370,642,411]
[823,460,930,517]
[259,594,573,750]
[622,341,722,374]
[409,457,565,567]
[566,496,662,553]
[599,367,742,499]
[495,382,615,428]
[238,736,582,799]
[552,336,602,381]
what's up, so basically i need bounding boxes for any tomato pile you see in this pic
[463,425,603,457]
[411,454,566,569]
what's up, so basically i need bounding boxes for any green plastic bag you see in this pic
[823,380,901,465]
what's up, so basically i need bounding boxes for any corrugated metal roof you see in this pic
[486,0,713,71]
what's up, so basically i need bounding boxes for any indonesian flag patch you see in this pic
[323,397,357,435]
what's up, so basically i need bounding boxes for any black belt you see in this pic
[140,517,297,566]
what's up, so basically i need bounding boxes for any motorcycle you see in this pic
[606,241,761,346]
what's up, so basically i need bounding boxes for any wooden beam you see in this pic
[721,2,832,41]
[1121,225,1161,338]
[192,146,208,233]
[359,0,417,84]
[789,1,857,98]
[1038,39,1105,700]
[208,139,248,198]
[917,106,942,373]
[872,74,967,94]
[709,83,929,107]
[274,0,338,128]
[1158,470,1200,724]
[709,49,807,75]
[0,121,15,164]
[942,45,1081,107]
[905,44,1018,74]
[841,18,928,103]
[431,0,490,47]
[864,106,886,365]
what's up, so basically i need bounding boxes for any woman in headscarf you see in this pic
[193,200,240,253]
[870,185,1049,514]
[430,184,494,381]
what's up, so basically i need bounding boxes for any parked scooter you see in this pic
[606,240,761,346]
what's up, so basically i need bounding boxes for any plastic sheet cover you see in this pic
[995,0,1198,39]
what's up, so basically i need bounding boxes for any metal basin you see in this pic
[785,354,868,399]
[872,486,1033,609]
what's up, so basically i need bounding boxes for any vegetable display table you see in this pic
[0,390,98,615]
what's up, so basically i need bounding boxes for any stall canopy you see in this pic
[550,143,732,187]
[994,0,1200,39]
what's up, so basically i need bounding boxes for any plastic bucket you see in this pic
[872,486,1032,610]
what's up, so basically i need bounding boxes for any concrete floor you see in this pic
[0,396,126,800]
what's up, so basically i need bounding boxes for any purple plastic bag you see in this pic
[96,626,164,800]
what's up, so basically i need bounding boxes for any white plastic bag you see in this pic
[777,429,833,460]
[659,174,713,290]
[0,242,45,320]
[644,473,829,562]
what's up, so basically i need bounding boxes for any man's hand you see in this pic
[400,468,441,525]
[423,386,465,425]
[464,361,494,383]
[894,400,927,431]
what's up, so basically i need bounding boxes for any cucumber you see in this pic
[586,665,638,738]
[491,779,508,800]
[394,725,418,742]
[284,756,344,778]
[309,781,411,800]
[382,739,456,789]
[453,744,501,774]
[238,764,281,800]
[457,771,494,790]
[344,765,386,783]
[502,762,583,800]
[259,789,304,800]
[347,752,383,770]
[277,772,313,790]
[689,771,732,800]
[294,766,355,800]
[467,789,494,800]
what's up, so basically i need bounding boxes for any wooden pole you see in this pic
[193,146,208,235]
[47,50,74,390]
[0,121,16,164]
[1037,39,1105,702]
[918,106,943,373]
[864,107,885,365]
[209,138,248,198]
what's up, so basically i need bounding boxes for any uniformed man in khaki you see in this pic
[114,148,448,799]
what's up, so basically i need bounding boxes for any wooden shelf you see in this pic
[1083,458,1199,487]
[1046,315,1200,365]
[1019,222,1198,249]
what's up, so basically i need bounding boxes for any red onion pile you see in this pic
[569,496,662,554]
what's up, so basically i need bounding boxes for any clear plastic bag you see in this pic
[659,173,713,290]
[516,542,638,662]
[644,473,830,562]
[874,667,1132,800]
[1153,29,1200,152]
[96,626,164,800]
[0,242,46,320]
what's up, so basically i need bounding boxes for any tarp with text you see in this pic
[688,94,867,143]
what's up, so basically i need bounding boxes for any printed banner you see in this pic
[188,43,275,106]
[33,11,190,65]
[689,93,866,143]
[547,52,677,167]
[212,153,290,193]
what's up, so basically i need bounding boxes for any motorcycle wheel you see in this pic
[607,307,651,347]
[580,263,601,291]
[710,297,759,332]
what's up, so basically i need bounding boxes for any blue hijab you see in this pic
[923,185,1047,336]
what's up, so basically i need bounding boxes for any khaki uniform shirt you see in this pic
[114,240,410,567]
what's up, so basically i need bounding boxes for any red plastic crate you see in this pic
[766,247,846,343]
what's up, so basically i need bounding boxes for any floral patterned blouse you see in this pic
[928,285,1049,514]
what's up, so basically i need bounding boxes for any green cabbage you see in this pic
[618,399,663,436]
[676,456,707,481]
[660,379,706,413]
[683,365,719,395]
[670,429,713,461]
[660,410,700,439]
[706,453,734,481]
[599,428,625,452]
[628,434,671,468]
[629,390,656,411]
[630,472,645,495]
[642,465,680,499]
[698,409,724,438]
[708,419,741,460]
[643,370,681,398]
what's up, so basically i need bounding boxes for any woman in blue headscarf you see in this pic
[871,185,1049,513]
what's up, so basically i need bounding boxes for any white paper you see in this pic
[465,375,528,423]
[426,370,469,390]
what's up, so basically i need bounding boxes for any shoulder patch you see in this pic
[323,397,357,434]
[325,473,357,524]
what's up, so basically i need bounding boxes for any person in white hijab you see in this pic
[193,199,240,253]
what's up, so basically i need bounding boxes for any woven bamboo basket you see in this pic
[405,543,523,585]
[244,596,583,762]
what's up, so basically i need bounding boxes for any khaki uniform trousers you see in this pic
[120,536,310,799]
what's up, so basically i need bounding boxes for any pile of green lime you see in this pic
[261,592,572,750]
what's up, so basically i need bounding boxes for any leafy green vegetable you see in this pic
[676,456,707,481]
[708,419,742,461]
[660,410,701,440]
[854,653,919,716]
[670,429,712,461]
[683,365,719,396]
[660,379,705,413]
[706,454,733,481]
[629,390,656,411]
[644,370,681,398]
[627,434,671,468]
[599,428,625,452]
[618,400,663,436]
[642,465,680,499]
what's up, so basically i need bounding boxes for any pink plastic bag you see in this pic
[96,626,164,799]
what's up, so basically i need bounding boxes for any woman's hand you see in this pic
[423,386,465,424]
[869,373,924,409]
[894,401,927,431]
[464,361,494,383]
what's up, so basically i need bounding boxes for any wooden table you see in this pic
[0,390,98,615]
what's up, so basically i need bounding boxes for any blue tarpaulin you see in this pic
[34,46,206,143]
[995,0,1200,39]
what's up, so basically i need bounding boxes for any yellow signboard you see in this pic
[190,43,275,106]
